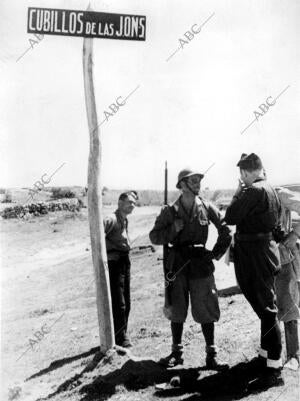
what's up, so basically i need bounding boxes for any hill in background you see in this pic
[0,186,236,207]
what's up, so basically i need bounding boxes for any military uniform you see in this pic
[150,168,232,368]
[150,196,231,323]
[225,155,282,369]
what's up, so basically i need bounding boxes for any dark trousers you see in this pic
[234,240,282,361]
[284,320,299,359]
[108,255,131,344]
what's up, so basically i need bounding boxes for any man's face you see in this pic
[240,169,256,186]
[119,195,136,215]
[181,175,201,195]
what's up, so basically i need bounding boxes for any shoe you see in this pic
[206,354,229,371]
[116,335,132,348]
[121,338,132,348]
[248,356,267,371]
[158,351,184,368]
[247,368,284,392]
[284,357,299,371]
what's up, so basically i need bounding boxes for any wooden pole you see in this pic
[163,161,171,304]
[82,10,115,352]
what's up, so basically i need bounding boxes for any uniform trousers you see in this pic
[234,239,282,364]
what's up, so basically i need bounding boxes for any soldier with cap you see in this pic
[225,153,284,389]
[104,191,138,347]
[149,168,231,369]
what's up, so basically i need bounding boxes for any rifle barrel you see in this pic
[164,161,168,205]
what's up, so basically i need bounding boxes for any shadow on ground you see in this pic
[26,346,100,381]
[80,357,272,401]
[29,348,279,401]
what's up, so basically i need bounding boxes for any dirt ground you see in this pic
[1,207,299,401]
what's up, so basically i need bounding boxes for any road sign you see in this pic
[27,7,146,40]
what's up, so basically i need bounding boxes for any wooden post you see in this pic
[82,11,115,352]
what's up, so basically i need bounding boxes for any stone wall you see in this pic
[0,198,82,219]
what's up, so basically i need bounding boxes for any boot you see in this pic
[205,345,229,371]
[158,344,184,368]
[116,334,132,348]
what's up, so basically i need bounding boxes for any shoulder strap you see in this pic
[270,187,282,224]
[169,203,179,219]
[198,196,209,212]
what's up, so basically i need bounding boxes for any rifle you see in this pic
[163,161,172,305]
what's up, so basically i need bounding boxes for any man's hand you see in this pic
[282,231,299,249]
[233,179,244,198]
[174,218,184,233]
[202,250,215,263]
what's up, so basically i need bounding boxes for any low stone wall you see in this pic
[0,198,82,219]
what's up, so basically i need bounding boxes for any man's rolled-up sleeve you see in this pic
[103,216,114,235]
[149,206,178,245]
[208,203,232,259]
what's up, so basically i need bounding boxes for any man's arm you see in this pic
[149,206,182,245]
[103,215,115,235]
[225,186,261,225]
[277,187,300,246]
[207,202,232,260]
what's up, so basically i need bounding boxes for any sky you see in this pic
[0,0,299,191]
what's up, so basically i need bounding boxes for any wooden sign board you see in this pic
[27,7,146,41]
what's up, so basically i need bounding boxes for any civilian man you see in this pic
[275,186,300,370]
[104,191,137,347]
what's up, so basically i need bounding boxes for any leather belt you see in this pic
[235,232,273,242]
[107,249,129,255]
[172,243,205,250]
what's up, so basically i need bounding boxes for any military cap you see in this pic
[237,153,263,170]
[176,168,204,189]
[119,191,138,201]
[128,190,139,200]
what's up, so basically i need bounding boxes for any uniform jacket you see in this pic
[149,196,231,275]
[225,178,281,234]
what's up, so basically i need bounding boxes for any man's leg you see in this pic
[158,323,184,368]
[261,312,282,366]
[284,320,299,370]
[108,259,127,346]
[123,257,131,338]
[189,274,227,370]
[248,269,284,390]
[275,261,300,369]
[159,270,188,367]
[201,322,216,365]
[171,321,184,344]
[201,322,228,370]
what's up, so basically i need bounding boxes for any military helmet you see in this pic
[176,168,204,189]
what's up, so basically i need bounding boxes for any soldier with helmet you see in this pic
[149,168,232,369]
